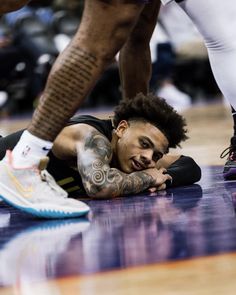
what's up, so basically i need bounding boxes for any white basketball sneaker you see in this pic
[0,150,90,218]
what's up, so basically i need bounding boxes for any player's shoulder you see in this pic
[63,122,100,141]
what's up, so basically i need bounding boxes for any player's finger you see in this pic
[156,183,166,191]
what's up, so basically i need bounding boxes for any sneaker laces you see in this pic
[220,146,236,161]
[40,169,67,198]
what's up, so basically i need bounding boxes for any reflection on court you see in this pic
[0,166,236,293]
[0,104,236,294]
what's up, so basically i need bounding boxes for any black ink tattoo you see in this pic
[77,130,156,198]
[29,46,100,140]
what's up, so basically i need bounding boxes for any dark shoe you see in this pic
[221,136,236,180]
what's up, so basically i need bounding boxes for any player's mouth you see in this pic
[132,159,145,171]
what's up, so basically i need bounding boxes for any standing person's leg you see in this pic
[0,0,145,218]
[176,0,236,109]
[29,0,144,142]
[175,0,236,178]
[12,1,145,169]
[119,0,161,99]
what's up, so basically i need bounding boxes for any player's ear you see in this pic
[115,120,129,138]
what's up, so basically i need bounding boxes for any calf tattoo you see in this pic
[77,131,156,198]
[29,46,100,140]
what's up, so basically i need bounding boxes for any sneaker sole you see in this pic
[0,183,90,219]
[0,194,90,218]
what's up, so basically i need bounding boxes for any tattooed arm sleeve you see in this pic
[76,130,157,199]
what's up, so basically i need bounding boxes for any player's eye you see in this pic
[140,139,149,148]
[153,152,163,162]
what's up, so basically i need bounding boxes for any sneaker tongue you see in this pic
[38,157,49,171]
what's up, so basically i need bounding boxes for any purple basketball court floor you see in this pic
[0,165,236,288]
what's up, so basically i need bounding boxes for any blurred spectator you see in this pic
[1,1,219,116]
[53,0,83,16]
[158,2,220,102]
[159,2,207,60]
[0,1,91,116]
[0,18,26,115]
[150,23,191,112]
[1,3,58,115]
[149,2,221,112]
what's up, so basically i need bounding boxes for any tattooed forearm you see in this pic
[29,46,101,141]
[77,131,156,198]
[85,166,156,198]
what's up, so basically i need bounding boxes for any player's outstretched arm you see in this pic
[76,130,171,199]
[156,154,201,187]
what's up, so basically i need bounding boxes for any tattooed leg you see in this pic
[28,0,145,141]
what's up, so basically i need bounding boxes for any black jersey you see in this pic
[0,115,113,198]
[48,115,113,197]
[0,115,201,196]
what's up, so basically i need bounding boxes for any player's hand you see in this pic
[144,167,172,191]
[148,183,167,193]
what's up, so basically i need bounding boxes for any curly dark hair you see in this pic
[113,93,188,148]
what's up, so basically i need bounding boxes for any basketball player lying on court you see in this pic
[0,93,201,198]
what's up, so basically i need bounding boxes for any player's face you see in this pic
[115,120,169,173]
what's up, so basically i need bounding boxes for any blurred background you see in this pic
[0,0,223,117]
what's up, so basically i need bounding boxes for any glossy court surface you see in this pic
[0,103,236,294]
